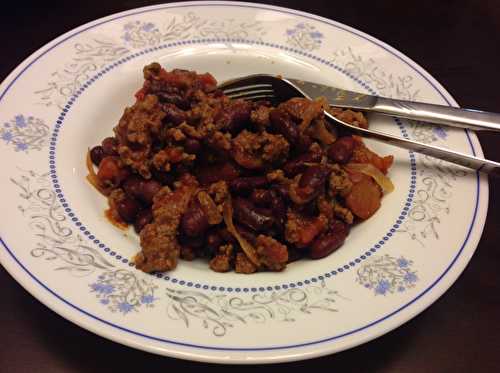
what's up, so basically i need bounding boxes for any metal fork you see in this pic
[218,74,500,175]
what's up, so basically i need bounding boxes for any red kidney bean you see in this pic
[122,176,161,206]
[287,247,303,263]
[133,209,153,233]
[269,108,298,144]
[330,219,350,236]
[90,145,104,166]
[174,164,192,177]
[163,103,187,125]
[122,175,143,199]
[206,231,223,252]
[299,165,331,189]
[233,197,274,232]
[180,203,209,237]
[158,92,190,110]
[97,157,130,187]
[300,200,319,217]
[138,179,162,206]
[295,134,313,153]
[184,138,201,154]
[250,189,272,206]
[178,234,205,249]
[101,137,118,156]
[117,197,141,224]
[151,168,175,186]
[310,232,347,259]
[230,176,268,194]
[253,100,272,107]
[327,136,355,164]
[196,162,240,186]
[283,151,323,177]
[269,190,286,229]
[271,183,289,199]
[215,101,252,134]
[217,228,237,244]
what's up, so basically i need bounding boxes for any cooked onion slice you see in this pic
[86,150,112,196]
[345,163,394,194]
[223,197,260,266]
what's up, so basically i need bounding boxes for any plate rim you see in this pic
[0,0,489,364]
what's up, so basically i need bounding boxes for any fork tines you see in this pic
[221,83,275,101]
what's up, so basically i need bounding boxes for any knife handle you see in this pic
[374,97,500,132]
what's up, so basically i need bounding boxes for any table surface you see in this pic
[1,0,499,371]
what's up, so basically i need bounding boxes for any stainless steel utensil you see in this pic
[219,74,500,175]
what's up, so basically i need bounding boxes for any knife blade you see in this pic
[286,77,378,111]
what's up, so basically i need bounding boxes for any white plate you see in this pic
[0,1,488,364]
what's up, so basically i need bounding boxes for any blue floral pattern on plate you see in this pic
[286,23,323,51]
[356,255,418,295]
[1,115,49,152]
[90,269,158,314]
[120,12,267,49]
[122,21,162,48]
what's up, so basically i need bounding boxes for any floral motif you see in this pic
[397,156,466,246]
[357,255,418,295]
[406,120,449,143]
[34,39,129,109]
[11,169,114,276]
[122,21,162,48]
[331,47,420,100]
[193,17,266,40]
[1,115,49,152]
[285,22,323,51]
[330,46,459,247]
[121,12,267,49]
[35,12,267,109]
[90,269,158,314]
[399,110,461,248]
[166,281,347,337]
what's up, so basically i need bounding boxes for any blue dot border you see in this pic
[49,38,417,292]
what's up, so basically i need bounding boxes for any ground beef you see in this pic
[317,195,335,223]
[231,130,289,169]
[115,95,166,178]
[250,105,271,129]
[165,127,187,142]
[329,165,353,198]
[152,146,195,172]
[136,174,198,272]
[206,130,232,153]
[266,169,290,184]
[89,63,393,274]
[328,107,368,129]
[178,123,204,139]
[256,235,288,271]
[180,244,196,261]
[285,210,328,248]
[235,252,258,274]
[209,243,234,272]
[334,202,354,224]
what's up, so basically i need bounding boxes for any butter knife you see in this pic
[287,78,500,132]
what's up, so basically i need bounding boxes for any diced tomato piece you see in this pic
[345,177,382,219]
[351,137,393,174]
[134,87,147,101]
[198,73,217,90]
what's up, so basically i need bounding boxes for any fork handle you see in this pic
[374,97,500,132]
